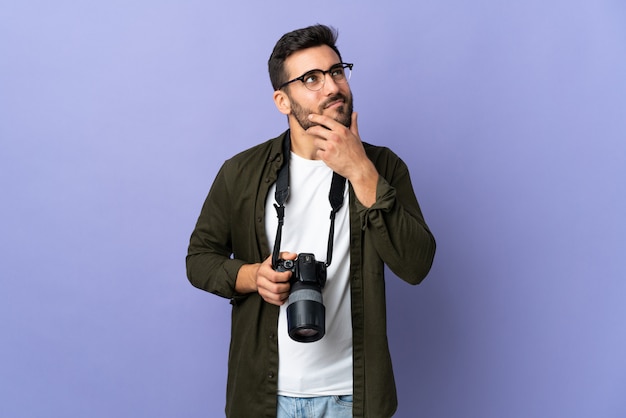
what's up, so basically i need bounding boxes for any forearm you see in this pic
[186,164,247,298]
[186,250,246,298]
[347,158,379,208]
[359,172,436,284]
[366,207,435,282]
[235,263,260,294]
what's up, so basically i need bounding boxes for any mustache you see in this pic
[321,94,347,109]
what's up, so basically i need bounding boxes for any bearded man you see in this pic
[186,24,436,418]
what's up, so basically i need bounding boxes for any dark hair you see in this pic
[268,24,342,91]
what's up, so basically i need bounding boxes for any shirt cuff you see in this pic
[356,176,396,230]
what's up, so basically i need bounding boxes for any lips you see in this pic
[325,100,344,109]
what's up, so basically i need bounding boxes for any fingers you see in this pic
[256,253,295,306]
[350,111,359,137]
[279,251,298,261]
[306,112,359,143]
[306,111,358,132]
[307,113,340,133]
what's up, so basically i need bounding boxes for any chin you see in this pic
[335,111,352,128]
[325,108,351,128]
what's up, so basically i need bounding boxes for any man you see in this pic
[186,24,436,418]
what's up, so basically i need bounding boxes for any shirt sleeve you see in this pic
[186,164,246,299]
[355,153,436,284]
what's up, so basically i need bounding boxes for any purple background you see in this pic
[1,1,625,417]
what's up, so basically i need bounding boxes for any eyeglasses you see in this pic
[279,63,353,91]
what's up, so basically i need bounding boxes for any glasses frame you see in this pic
[279,63,354,91]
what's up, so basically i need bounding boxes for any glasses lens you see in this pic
[303,70,324,91]
[331,65,350,83]
[302,64,352,91]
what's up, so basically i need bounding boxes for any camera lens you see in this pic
[286,281,325,343]
[294,329,318,338]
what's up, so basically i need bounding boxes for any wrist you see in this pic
[235,263,260,294]
[349,161,378,208]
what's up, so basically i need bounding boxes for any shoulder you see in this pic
[221,131,286,174]
[363,142,407,173]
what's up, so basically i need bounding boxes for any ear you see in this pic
[273,90,291,115]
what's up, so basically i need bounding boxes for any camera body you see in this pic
[275,253,327,342]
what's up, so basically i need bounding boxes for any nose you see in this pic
[321,73,340,95]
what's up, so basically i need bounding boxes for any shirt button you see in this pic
[257,217,262,223]
[268,371,275,379]
[269,333,275,340]
[265,178,270,183]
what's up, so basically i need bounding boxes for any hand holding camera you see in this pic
[253,252,296,306]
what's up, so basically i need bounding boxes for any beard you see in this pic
[288,91,354,130]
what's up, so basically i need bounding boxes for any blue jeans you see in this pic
[277,395,353,418]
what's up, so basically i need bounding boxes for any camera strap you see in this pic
[272,131,346,268]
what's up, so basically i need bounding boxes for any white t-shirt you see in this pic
[265,152,353,397]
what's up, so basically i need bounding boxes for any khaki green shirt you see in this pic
[187,130,435,417]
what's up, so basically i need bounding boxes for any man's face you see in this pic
[282,45,354,130]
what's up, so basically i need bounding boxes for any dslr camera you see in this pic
[275,253,327,342]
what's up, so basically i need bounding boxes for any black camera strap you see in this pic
[272,131,346,268]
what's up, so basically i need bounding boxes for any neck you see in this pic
[288,120,320,160]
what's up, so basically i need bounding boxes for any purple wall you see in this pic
[1,1,625,417]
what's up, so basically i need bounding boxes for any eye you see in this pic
[303,71,321,85]
[330,66,345,78]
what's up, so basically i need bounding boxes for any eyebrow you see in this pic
[296,63,343,78]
